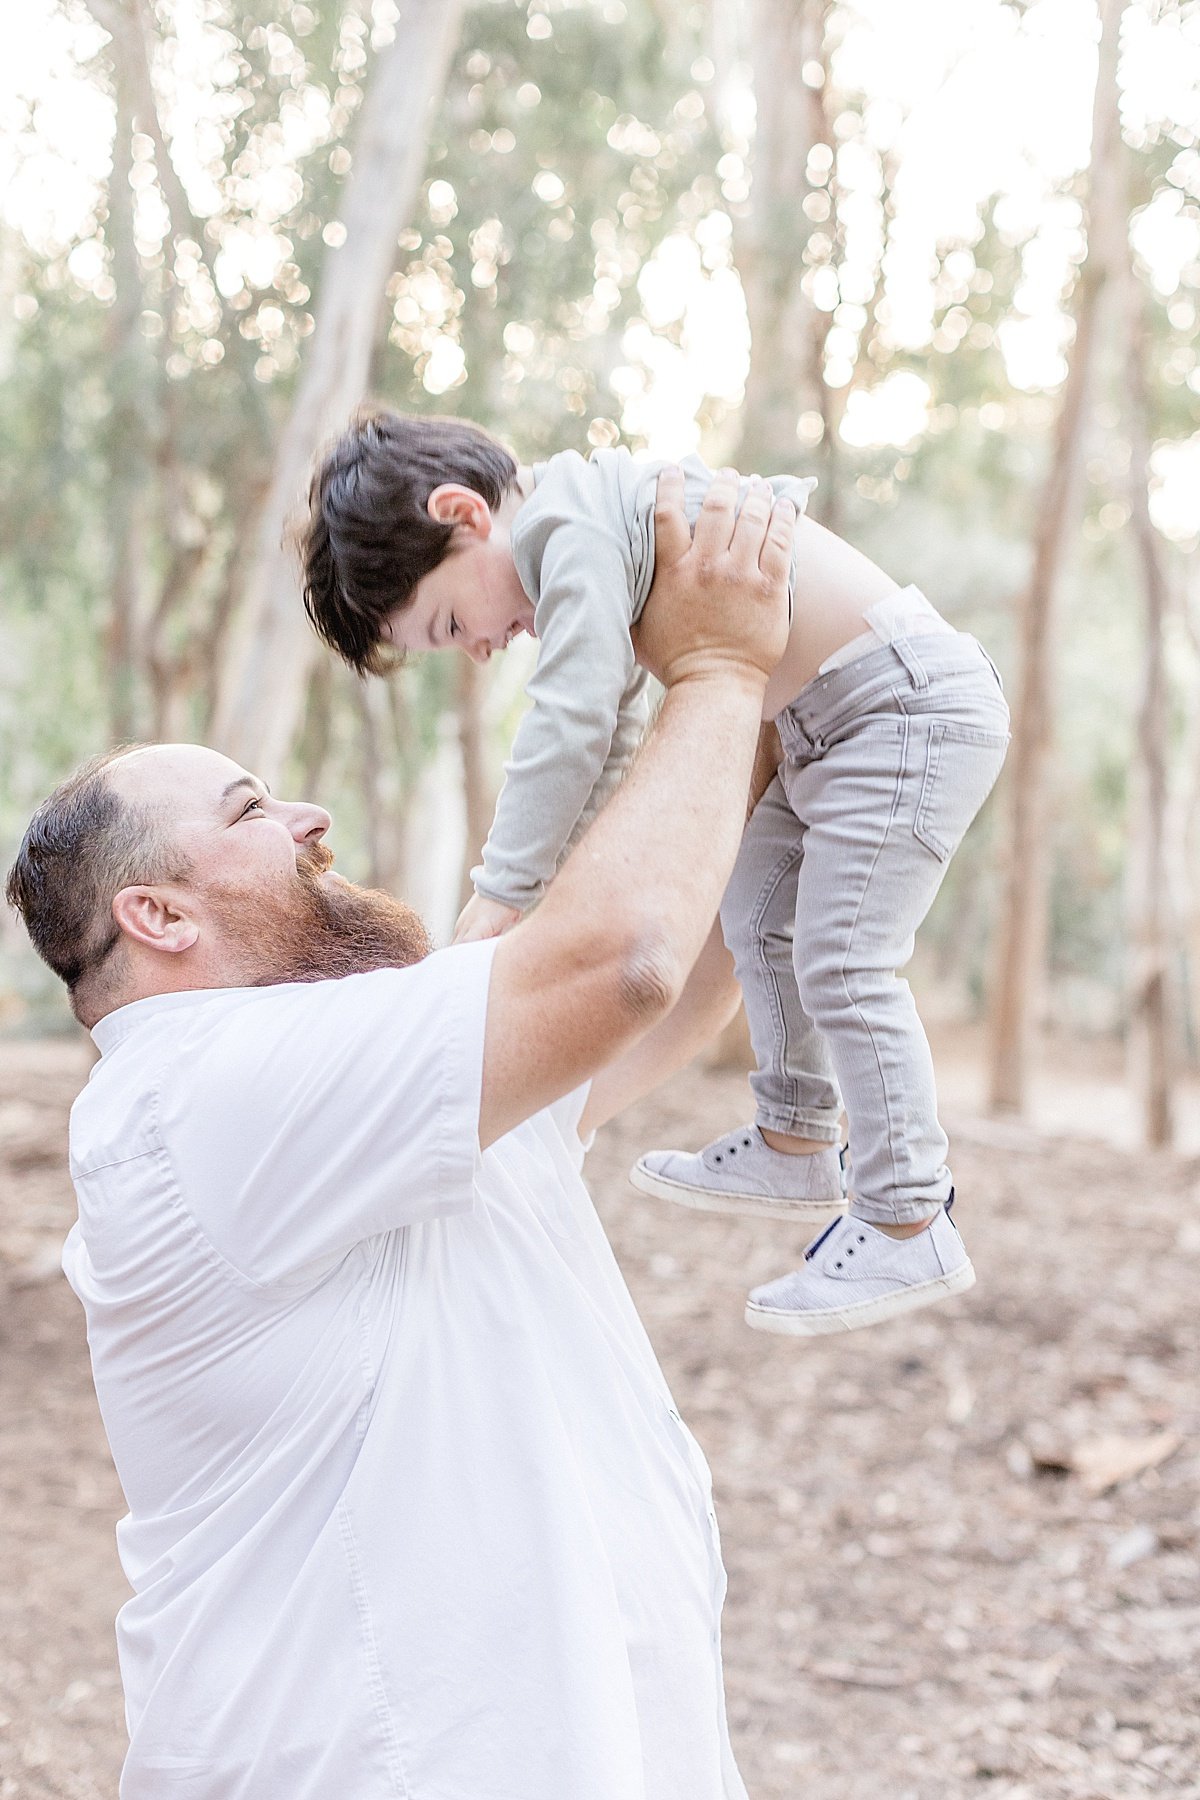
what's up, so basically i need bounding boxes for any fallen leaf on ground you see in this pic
[1028,1429,1182,1494]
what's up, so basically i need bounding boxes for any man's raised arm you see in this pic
[479,469,793,1149]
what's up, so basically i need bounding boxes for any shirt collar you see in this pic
[90,987,240,1057]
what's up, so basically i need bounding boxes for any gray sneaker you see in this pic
[630,1124,846,1222]
[744,1196,974,1336]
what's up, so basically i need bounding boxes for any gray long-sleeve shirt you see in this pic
[472,447,817,911]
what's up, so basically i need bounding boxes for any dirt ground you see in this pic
[2,1030,1198,1800]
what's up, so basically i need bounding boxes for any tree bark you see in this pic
[1121,236,1175,1148]
[734,0,837,506]
[986,0,1125,1114]
[1176,576,1200,1068]
[211,0,466,780]
[456,659,495,910]
[101,30,154,742]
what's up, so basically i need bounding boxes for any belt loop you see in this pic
[891,637,928,691]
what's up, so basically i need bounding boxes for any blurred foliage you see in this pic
[1,0,1198,1036]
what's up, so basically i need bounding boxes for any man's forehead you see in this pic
[106,744,263,815]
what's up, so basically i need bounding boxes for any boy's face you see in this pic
[382,484,535,666]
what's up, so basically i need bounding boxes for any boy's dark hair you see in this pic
[301,408,520,675]
[5,747,188,1022]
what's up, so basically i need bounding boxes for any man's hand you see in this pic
[454,892,522,944]
[631,467,795,694]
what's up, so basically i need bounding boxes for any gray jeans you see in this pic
[719,632,1010,1225]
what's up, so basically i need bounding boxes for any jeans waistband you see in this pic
[776,630,1002,748]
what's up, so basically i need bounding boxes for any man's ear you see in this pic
[426,484,492,538]
[111,887,200,956]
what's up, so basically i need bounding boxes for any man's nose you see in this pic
[467,639,492,665]
[286,801,332,843]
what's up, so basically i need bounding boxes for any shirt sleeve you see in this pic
[159,942,498,1285]
[473,514,641,911]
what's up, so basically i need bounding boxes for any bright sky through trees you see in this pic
[4,0,1196,517]
[1,0,1197,572]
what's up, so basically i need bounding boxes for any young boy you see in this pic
[302,408,1010,1336]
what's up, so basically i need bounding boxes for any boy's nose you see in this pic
[467,639,492,665]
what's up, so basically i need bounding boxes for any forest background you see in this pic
[2,0,1199,1140]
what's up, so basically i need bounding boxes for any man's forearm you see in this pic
[537,670,766,1001]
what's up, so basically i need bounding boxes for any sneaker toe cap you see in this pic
[747,1271,802,1309]
[637,1150,695,1183]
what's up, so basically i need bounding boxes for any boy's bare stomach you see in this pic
[761,516,901,719]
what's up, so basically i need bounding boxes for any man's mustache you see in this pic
[297,841,336,880]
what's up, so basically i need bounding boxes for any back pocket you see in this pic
[913,722,1010,862]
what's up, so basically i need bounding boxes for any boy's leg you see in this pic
[629,775,845,1221]
[783,708,1008,1223]
[746,653,1008,1334]
[722,774,843,1145]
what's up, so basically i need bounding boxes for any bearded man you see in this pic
[6,472,794,1800]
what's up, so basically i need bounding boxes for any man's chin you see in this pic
[210,870,433,987]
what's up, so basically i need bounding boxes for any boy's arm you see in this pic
[550,669,652,869]
[471,520,641,914]
[479,470,794,1149]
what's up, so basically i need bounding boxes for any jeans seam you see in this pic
[831,716,910,1209]
[747,838,806,1128]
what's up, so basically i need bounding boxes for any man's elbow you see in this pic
[613,931,685,1026]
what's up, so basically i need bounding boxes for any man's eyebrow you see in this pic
[219,776,272,806]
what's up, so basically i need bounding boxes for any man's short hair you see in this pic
[300,408,519,676]
[5,747,187,1014]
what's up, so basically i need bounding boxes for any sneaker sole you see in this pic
[744,1259,976,1337]
[629,1159,843,1223]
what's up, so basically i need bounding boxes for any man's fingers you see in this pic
[759,494,797,585]
[689,465,740,556]
[652,465,690,568]
[728,474,776,569]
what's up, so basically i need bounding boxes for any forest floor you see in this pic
[2,1027,1198,1800]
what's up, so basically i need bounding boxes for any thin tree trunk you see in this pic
[456,659,494,909]
[734,0,833,490]
[102,39,152,742]
[986,0,1125,1114]
[1122,238,1175,1147]
[1176,576,1200,1066]
[212,0,466,778]
[298,657,334,800]
[355,678,385,889]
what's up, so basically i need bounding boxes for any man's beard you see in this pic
[205,842,432,986]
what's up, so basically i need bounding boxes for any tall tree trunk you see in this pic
[734,0,837,508]
[103,45,153,741]
[355,677,385,890]
[986,0,1125,1114]
[456,659,494,909]
[1176,575,1200,1067]
[211,0,466,779]
[1122,238,1175,1148]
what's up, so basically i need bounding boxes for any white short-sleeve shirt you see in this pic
[65,943,746,1800]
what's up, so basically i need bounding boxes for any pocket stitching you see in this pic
[914,723,950,860]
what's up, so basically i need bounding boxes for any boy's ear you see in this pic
[427,484,492,538]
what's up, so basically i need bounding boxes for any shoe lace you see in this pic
[803,1217,842,1262]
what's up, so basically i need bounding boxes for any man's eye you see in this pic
[240,797,264,818]
[449,614,459,639]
